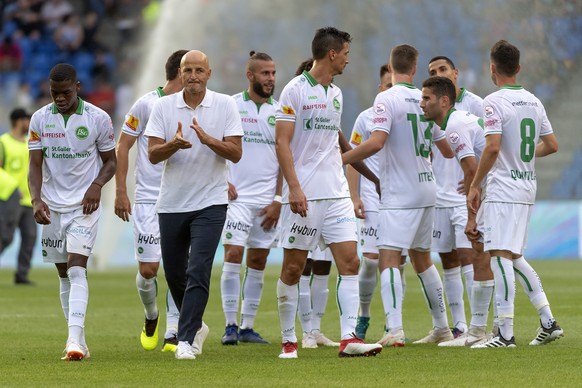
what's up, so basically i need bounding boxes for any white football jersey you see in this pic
[444,109,485,164]
[372,82,445,209]
[483,85,553,204]
[433,88,483,207]
[276,71,349,202]
[28,98,116,212]
[121,87,165,204]
[228,90,279,205]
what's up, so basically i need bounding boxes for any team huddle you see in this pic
[27,26,564,361]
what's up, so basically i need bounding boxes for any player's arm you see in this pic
[434,138,454,158]
[148,122,192,164]
[459,155,478,201]
[114,132,137,222]
[338,131,379,189]
[346,164,365,219]
[190,117,242,163]
[342,130,387,165]
[535,133,558,157]
[28,149,50,224]
[260,170,283,230]
[468,133,500,213]
[81,149,116,215]
[276,120,307,217]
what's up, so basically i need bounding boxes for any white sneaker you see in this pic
[438,327,487,347]
[64,341,85,361]
[376,329,406,347]
[192,322,209,355]
[175,341,196,360]
[314,332,340,347]
[301,332,318,349]
[61,343,90,360]
[472,334,516,348]
[529,321,564,346]
[413,327,454,344]
[279,341,298,359]
[339,336,382,357]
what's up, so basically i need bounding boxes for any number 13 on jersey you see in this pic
[407,113,432,158]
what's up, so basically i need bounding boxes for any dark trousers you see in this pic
[16,206,37,280]
[159,205,227,344]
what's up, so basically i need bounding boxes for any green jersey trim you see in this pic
[242,89,273,104]
[395,82,416,89]
[500,84,523,90]
[51,97,85,115]
[456,87,466,103]
[440,108,456,131]
[155,87,166,97]
[303,70,318,87]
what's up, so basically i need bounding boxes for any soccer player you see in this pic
[346,64,407,340]
[427,56,483,337]
[275,27,382,359]
[146,50,243,360]
[114,50,189,353]
[342,44,455,346]
[220,51,280,346]
[28,63,117,360]
[419,76,493,347]
[468,40,563,348]
[0,108,37,285]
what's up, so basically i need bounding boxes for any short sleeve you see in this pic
[144,99,166,140]
[483,96,503,136]
[276,83,300,123]
[28,111,43,151]
[349,111,367,146]
[121,98,146,137]
[371,93,392,135]
[447,128,475,162]
[97,113,116,152]
[539,105,554,137]
[223,96,243,137]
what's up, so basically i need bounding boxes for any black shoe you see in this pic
[221,324,239,345]
[15,276,34,285]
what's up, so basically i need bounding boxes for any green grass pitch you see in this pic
[1,260,580,387]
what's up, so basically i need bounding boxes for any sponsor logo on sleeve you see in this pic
[484,106,494,118]
[350,132,362,145]
[333,98,341,111]
[374,103,386,115]
[29,130,41,143]
[448,132,460,144]
[485,119,498,127]
[125,115,139,131]
[282,105,296,115]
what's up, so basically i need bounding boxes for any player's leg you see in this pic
[311,252,339,347]
[136,261,161,350]
[221,244,244,345]
[356,211,379,339]
[377,248,406,347]
[15,205,36,284]
[453,205,475,301]
[162,289,180,353]
[298,257,315,347]
[239,247,270,344]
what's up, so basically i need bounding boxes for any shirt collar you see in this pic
[441,107,456,131]
[51,97,85,115]
[176,89,212,109]
[243,89,273,104]
[456,87,466,103]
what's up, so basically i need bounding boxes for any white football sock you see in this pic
[59,276,70,321]
[443,266,467,332]
[277,279,298,343]
[470,280,494,328]
[462,264,474,305]
[380,267,403,331]
[67,266,88,344]
[491,256,515,339]
[417,265,448,329]
[136,272,158,320]
[221,262,241,326]
[298,275,312,334]
[165,289,179,338]
[336,275,358,340]
[399,262,407,302]
[512,256,555,329]
[310,274,329,332]
[240,267,265,330]
[358,257,378,317]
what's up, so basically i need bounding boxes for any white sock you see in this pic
[136,272,158,320]
[277,279,298,343]
[310,274,329,332]
[67,266,88,344]
[165,289,180,338]
[221,262,241,326]
[399,263,407,302]
[380,268,403,331]
[443,266,467,332]
[336,275,358,340]
[298,275,312,334]
[470,280,494,328]
[358,257,378,317]
[513,257,555,329]
[462,264,474,305]
[417,265,448,329]
[59,276,70,321]
[240,267,264,330]
[491,256,515,339]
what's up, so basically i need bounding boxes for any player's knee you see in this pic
[140,266,158,279]
[224,247,244,264]
[282,262,304,283]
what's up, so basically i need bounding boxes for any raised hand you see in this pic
[173,121,192,149]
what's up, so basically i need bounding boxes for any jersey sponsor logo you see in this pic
[332,98,341,111]
[303,103,327,110]
[304,117,338,131]
[350,132,362,145]
[433,230,441,239]
[373,117,387,124]
[418,171,434,182]
[241,117,258,123]
[125,115,139,131]
[137,234,161,244]
[45,145,91,159]
[454,143,466,154]
[290,223,317,236]
[484,106,494,118]
[485,119,497,127]
[42,132,65,138]
[239,110,249,115]
[448,132,460,144]
[75,126,89,140]
[267,115,276,126]
[282,105,295,115]
[405,98,420,104]
[511,100,538,107]
[374,103,386,115]
[42,238,63,248]
[42,147,49,157]
[225,220,251,232]
[510,169,536,181]
[308,95,318,100]
[29,130,41,143]
[336,216,356,223]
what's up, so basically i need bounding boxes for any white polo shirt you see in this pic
[144,89,243,213]
[228,90,279,205]
[28,98,116,212]
[121,87,165,204]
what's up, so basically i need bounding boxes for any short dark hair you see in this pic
[311,27,351,60]
[428,55,456,69]
[295,58,314,76]
[49,63,77,83]
[422,76,456,107]
[390,44,418,74]
[379,64,390,79]
[490,40,520,77]
[165,50,188,81]
[10,108,30,127]
[247,50,273,72]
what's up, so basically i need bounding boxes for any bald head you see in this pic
[180,50,212,96]
[181,50,209,68]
